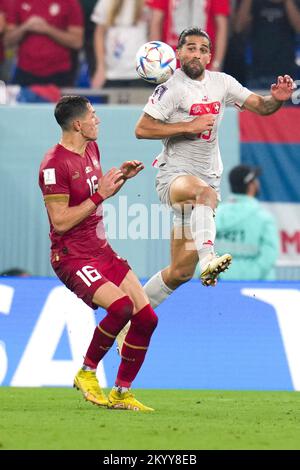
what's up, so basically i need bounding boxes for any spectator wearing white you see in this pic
[91,0,150,88]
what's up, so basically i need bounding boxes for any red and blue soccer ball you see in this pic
[135,41,177,85]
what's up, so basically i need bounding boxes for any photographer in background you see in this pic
[215,165,279,280]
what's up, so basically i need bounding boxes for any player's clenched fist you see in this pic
[185,114,215,135]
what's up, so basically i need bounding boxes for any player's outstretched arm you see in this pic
[45,168,124,234]
[119,160,144,179]
[243,75,295,115]
[105,161,144,198]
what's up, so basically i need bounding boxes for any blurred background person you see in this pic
[223,0,248,85]
[72,0,98,87]
[0,0,6,81]
[91,0,150,89]
[215,165,279,280]
[147,0,230,71]
[234,0,300,89]
[4,0,84,87]
[0,267,30,277]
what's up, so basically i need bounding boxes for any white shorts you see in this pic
[155,165,221,207]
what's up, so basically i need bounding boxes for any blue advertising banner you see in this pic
[1,278,300,390]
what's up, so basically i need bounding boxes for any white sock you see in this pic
[190,205,216,270]
[114,385,128,394]
[143,271,174,308]
[82,365,96,372]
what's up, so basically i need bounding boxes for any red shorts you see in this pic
[51,243,131,309]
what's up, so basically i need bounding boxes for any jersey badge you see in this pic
[190,102,221,116]
[21,3,31,12]
[85,166,92,174]
[49,3,60,16]
[43,168,56,185]
[150,85,168,104]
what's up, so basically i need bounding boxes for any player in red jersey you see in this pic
[39,96,158,411]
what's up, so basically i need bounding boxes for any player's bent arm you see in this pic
[4,24,27,47]
[148,8,164,41]
[45,196,99,234]
[242,93,282,116]
[45,25,83,49]
[0,12,5,34]
[135,112,213,139]
[213,15,228,70]
[44,168,125,233]
[135,113,185,139]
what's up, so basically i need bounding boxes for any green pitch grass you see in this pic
[1,388,300,450]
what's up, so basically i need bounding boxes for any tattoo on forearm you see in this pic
[262,96,282,115]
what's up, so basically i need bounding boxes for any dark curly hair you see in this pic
[177,27,212,50]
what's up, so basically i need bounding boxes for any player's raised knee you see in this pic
[195,186,218,207]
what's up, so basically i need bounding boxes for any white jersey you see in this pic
[91,0,149,80]
[143,69,252,178]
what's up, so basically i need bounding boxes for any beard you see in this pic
[182,60,205,79]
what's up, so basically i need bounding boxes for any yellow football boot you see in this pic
[200,253,232,286]
[108,389,154,411]
[73,369,108,407]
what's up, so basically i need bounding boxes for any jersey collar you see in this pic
[176,68,208,86]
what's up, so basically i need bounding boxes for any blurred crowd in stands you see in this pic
[0,0,300,102]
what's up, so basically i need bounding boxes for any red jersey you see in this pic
[6,0,83,76]
[146,0,230,63]
[0,0,6,63]
[39,141,108,259]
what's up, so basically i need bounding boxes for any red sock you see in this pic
[116,304,158,388]
[84,296,133,369]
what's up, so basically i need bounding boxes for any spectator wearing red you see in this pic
[4,0,84,86]
[147,0,230,71]
[0,0,6,80]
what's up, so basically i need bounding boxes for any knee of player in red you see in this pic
[102,295,134,334]
[122,304,158,349]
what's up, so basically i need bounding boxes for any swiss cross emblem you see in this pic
[190,101,221,116]
[192,105,201,114]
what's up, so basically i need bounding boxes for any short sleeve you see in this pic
[224,73,252,109]
[39,160,70,202]
[145,0,168,10]
[212,0,230,16]
[143,83,177,121]
[6,0,19,25]
[91,0,108,25]
[68,0,84,27]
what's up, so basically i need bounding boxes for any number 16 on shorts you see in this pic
[76,266,102,287]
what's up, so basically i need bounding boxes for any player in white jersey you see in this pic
[121,27,294,333]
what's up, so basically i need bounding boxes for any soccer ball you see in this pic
[135,41,177,85]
